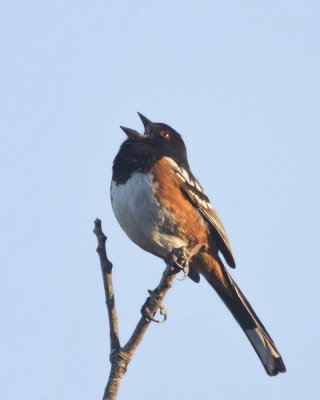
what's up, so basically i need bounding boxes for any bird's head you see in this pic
[119,113,189,167]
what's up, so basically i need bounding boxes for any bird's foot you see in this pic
[141,290,167,324]
[166,243,203,281]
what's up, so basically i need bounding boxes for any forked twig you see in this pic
[93,219,200,400]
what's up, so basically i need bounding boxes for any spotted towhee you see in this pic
[110,113,286,376]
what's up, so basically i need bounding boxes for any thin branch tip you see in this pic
[93,218,107,242]
[93,220,203,400]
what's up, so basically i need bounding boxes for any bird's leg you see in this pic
[141,290,167,324]
[166,243,203,281]
[141,243,203,323]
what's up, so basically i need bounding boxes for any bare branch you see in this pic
[122,264,176,355]
[93,219,199,400]
[93,219,120,353]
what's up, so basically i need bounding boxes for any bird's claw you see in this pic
[141,290,167,324]
[175,263,190,281]
[166,244,203,281]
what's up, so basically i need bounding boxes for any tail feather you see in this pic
[203,257,286,376]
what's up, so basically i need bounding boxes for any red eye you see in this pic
[160,131,169,138]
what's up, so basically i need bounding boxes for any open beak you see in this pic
[137,112,152,131]
[120,113,152,138]
[120,126,140,138]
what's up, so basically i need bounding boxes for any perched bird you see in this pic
[110,113,286,376]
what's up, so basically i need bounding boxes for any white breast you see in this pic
[110,172,186,257]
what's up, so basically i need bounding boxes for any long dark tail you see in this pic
[200,255,286,376]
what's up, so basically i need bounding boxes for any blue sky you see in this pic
[1,1,319,399]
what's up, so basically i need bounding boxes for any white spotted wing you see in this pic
[165,157,236,268]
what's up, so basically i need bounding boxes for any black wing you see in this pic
[171,161,236,268]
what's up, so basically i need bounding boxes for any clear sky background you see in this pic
[1,1,319,399]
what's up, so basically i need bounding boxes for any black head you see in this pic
[113,113,189,184]
[120,113,189,167]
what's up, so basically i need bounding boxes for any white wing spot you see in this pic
[180,168,192,184]
[165,157,208,204]
[165,157,190,183]
[176,172,186,182]
[165,157,180,169]
[190,191,210,209]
